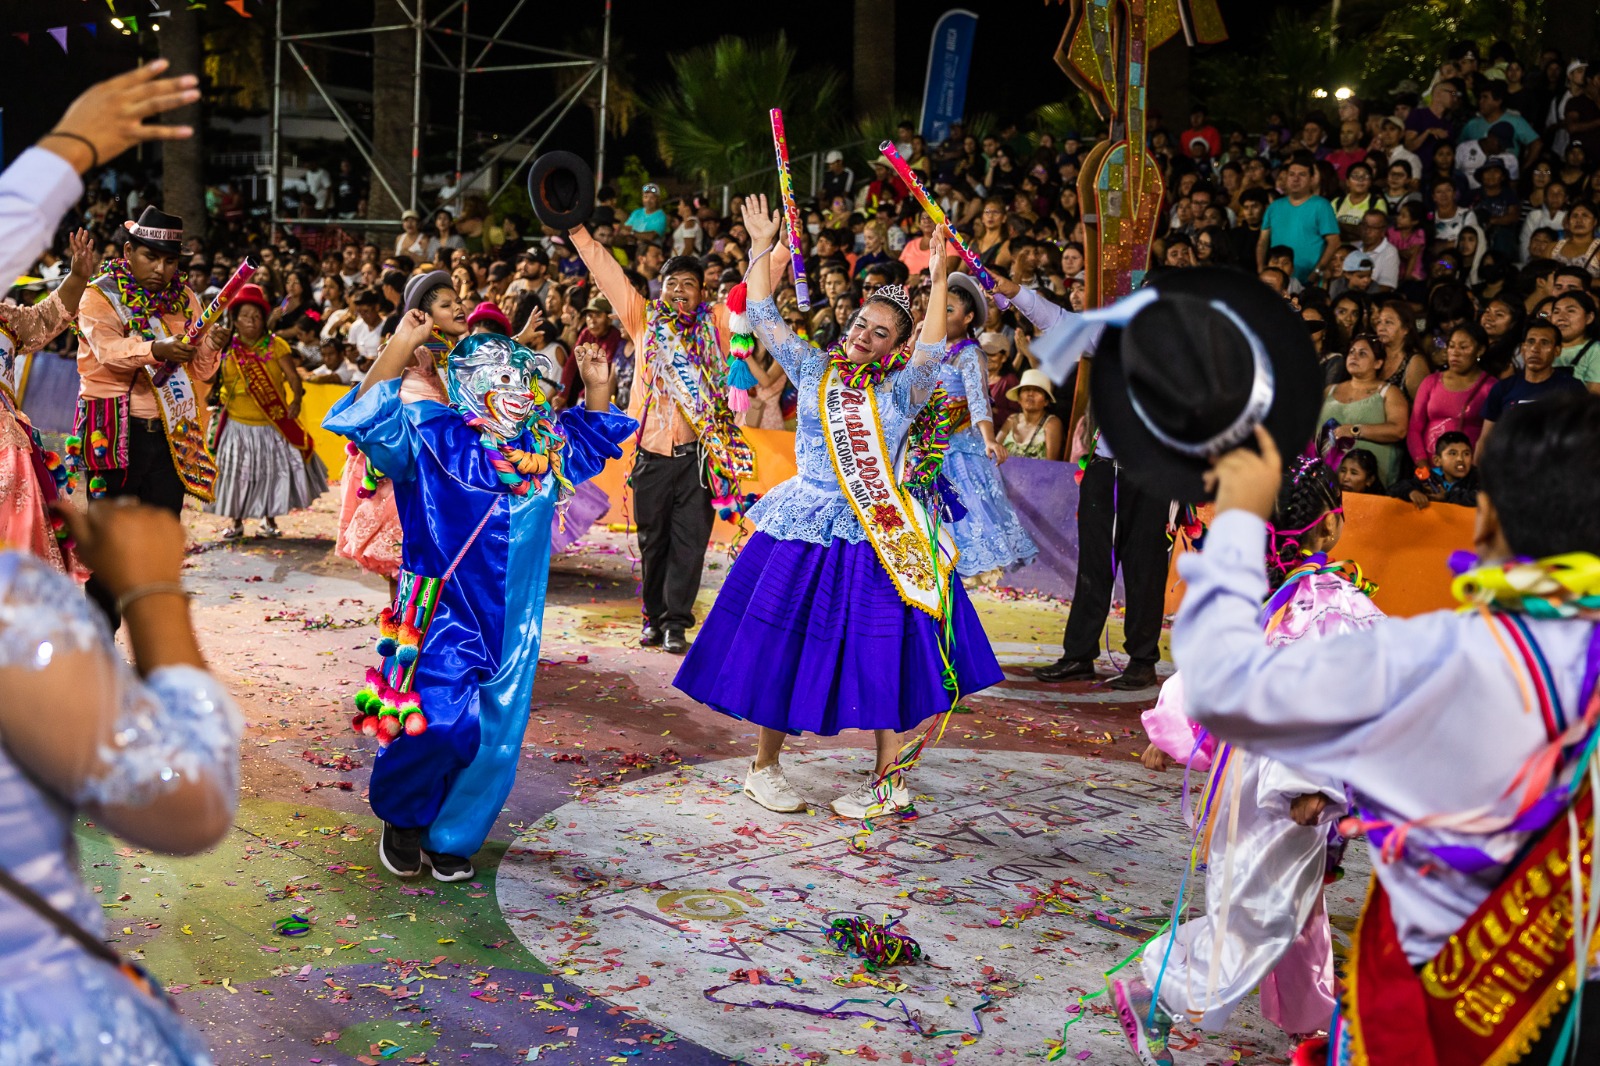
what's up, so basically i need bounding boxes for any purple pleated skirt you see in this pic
[673,531,1003,736]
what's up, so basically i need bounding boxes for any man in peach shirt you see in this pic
[77,205,221,626]
[569,223,776,653]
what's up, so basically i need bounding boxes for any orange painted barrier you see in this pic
[308,400,1477,619]
[1163,492,1476,619]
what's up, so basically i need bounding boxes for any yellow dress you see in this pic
[205,335,329,519]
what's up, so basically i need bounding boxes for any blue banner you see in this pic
[919,9,979,146]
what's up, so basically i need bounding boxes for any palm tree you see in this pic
[554,26,640,144]
[649,34,844,193]
[853,0,895,120]
[369,0,414,220]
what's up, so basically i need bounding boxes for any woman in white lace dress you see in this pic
[0,501,241,1064]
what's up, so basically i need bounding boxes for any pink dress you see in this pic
[1405,370,1494,461]
[0,294,73,572]
[1140,569,1384,1034]
[334,357,445,579]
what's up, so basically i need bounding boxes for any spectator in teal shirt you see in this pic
[1458,82,1542,163]
[1257,151,1340,283]
[623,183,670,242]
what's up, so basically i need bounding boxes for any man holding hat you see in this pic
[528,148,781,653]
[76,205,224,627]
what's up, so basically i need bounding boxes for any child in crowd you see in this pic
[1122,452,1382,1062]
[1336,449,1384,494]
[1387,430,1480,508]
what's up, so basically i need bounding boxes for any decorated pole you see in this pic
[153,255,260,386]
[768,108,811,312]
[877,141,1008,309]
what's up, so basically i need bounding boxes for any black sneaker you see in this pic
[379,823,423,878]
[422,850,476,882]
[663,629,689,654]
[640,625,664,648]
[1033,657,1098,683]
[1108,664,1160,690]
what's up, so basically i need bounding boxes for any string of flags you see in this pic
[7,0,256,52]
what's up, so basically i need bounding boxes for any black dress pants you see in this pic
[631,444,714,632]
[1060,457,1172,669]
[86,419,186,630]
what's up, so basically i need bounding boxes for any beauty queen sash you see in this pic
[820,366,955,619]
[85,276,217,501]
[230,339,315,459]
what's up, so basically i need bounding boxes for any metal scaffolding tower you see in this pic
[269,0,612,229]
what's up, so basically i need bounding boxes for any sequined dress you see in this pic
[0,551,241,1063]
[935,338,1038,576]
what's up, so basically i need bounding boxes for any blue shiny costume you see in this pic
[324,380,635,857]
[935,338,1038,576]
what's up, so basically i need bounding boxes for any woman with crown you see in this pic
[674,194,1002,820]
[323,316,634,883]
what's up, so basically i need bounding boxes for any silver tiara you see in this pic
[872,283,913,318]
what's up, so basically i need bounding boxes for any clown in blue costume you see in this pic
[936,272,1039,578]
[323,311,634,880]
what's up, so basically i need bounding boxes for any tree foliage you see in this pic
[648,33,844,193]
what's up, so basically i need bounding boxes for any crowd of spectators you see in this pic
[13,37,1600,509]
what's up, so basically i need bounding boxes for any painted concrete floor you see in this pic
[76,493,1362,1066]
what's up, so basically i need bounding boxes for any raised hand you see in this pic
[573,342,614,389]
[740,193,782,248]
[44,59,199,173]
[67,229,98,281]
[1203,425,1283,518]
[513,304,546,347]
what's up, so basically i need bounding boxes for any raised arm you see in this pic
[356,308,432,397]
[738,193,817,381]
[569,224,646,342]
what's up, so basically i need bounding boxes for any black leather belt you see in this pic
[131,416,165,433]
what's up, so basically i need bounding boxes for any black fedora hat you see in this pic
[527,151,595,232]
[123,206,185,257]
[1088,269,1321,503]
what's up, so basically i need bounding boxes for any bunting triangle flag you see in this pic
[225,0,252,16]
[46,27,68,53]
[11,32,28,46]
[82,23,97,37]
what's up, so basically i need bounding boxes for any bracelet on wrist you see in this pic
[115,582,190,616]
[39,130,100,171]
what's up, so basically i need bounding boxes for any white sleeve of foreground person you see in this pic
[1172,509,1597,962]
[1171,510,1587,830]
[0,148,83,289]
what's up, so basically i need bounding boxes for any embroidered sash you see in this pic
[820,366,955,618]
[88,276,217,501]
[1337,617,1600,1066]
[1340,787,1599,1066]
[645,304,757,496]
[230,340,315,460]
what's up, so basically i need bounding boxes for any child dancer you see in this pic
[1117,451,1382,1064]
[937,272,1038,580]
[335,271,464,588]
[674,195,1002,818]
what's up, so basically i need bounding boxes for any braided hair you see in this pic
[1266,452,1343,589]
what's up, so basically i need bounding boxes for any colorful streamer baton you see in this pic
[769,108,811,311]
[153,255,259,385]
[876,141,1009,309]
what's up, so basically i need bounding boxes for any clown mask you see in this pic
[444,333,544,441]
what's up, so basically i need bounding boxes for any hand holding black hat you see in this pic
[1203,426,1283,521]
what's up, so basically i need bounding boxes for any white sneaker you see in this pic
[830,776,913,819]
[743,762,808,813]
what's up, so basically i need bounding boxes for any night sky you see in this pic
[0,1,1290,172]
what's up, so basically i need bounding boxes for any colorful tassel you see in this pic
[88,475,107,499]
